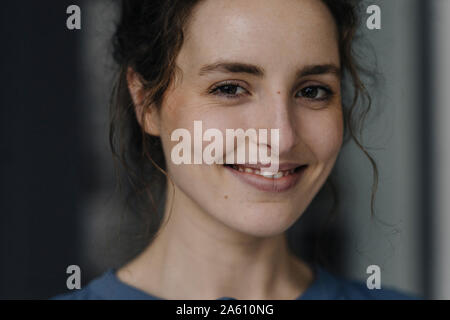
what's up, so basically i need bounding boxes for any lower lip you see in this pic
[224,165,307,193]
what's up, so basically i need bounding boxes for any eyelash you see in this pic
[208,81,334,101]
[208,81,248,99]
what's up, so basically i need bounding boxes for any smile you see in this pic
[223,163,308,193]
[225,164,298,179]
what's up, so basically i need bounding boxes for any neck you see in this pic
[117,182,313,299]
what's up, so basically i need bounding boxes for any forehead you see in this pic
[178,0,340,74]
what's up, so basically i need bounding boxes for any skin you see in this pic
[117,0,343,299]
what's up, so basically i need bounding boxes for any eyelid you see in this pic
[208,80,250,98]
[295,78,332,90]
[298,84,333,94]
[295,87,334,104]
[209,80,249,91]
[295,82,335,100]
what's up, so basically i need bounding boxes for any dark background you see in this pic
[1,1,85,299]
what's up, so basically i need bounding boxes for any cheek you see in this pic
[157,91,198,160]
[300,107,343,162]
[156,93,232,189]
[158,94,243,164]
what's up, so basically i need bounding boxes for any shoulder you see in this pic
[50,269,160,300]
[50,270,113,300]
[51,288,103,300]
[302,266,422,300]
[337,278,420,300]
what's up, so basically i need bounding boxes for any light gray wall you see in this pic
[335,0,423,296]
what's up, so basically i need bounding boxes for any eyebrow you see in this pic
[198,61,341,78]
[199,61,265,77]
[297,64,341,78]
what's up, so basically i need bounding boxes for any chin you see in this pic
[228,221,294,238]
[214,204,302,238]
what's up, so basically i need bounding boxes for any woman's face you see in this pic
[146,0,343,237]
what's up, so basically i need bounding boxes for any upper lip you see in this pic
[227,163,306,171]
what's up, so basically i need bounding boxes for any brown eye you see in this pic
[218,85,240,95]
[296,86,332,100]
[209,82,248,99]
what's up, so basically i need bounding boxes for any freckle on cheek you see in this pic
[224,195,228,200]
[277,91,281,94]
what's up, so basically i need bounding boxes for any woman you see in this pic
[54,0,417,300]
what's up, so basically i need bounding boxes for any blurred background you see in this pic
[1,0,449,299]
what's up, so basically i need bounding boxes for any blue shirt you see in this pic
[51,266,420,300]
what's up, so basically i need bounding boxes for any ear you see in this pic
[127,67,161,136]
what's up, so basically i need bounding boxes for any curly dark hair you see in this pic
[109,0,378,253]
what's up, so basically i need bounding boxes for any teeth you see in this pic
[230,165,299,179]
[273,172,283,179]
[260,171,275,178]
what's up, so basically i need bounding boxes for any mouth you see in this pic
[223,163,308,193]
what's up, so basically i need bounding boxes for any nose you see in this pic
[260,92,298,156]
